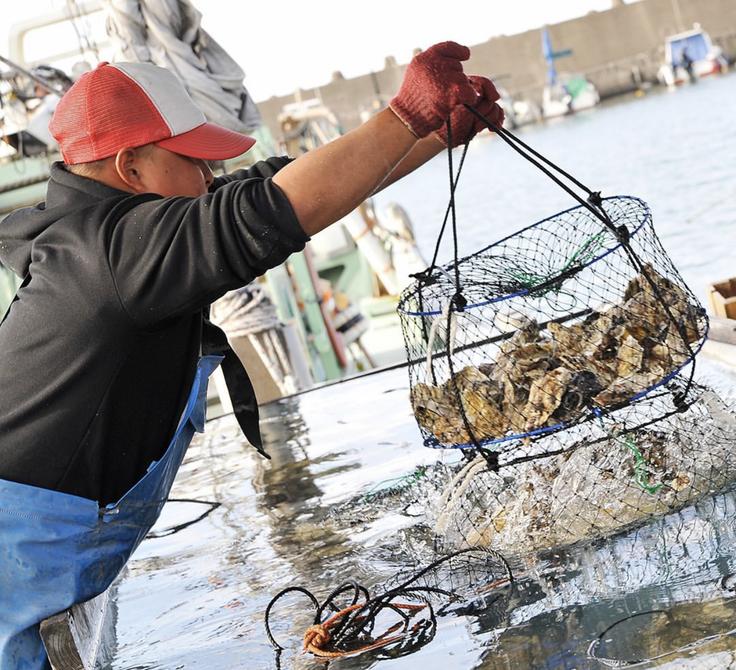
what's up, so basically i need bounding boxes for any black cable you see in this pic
[463,104,617,232]
[419,141,471,279]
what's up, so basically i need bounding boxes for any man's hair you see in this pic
[65,159,109,178]
[65,144,155,178]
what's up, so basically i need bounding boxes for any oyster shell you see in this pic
[411,265,705,445]
[523,367,574,431]
[617,332,645,378]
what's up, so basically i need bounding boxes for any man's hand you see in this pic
[389,42,478,139]
[435,75,505,147]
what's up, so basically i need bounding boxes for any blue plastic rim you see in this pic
[418,332,707,451]
[398,195,651,317]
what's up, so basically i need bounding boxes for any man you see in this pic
[0,42,502,668]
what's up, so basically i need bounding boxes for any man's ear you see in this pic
[114,147,146,193]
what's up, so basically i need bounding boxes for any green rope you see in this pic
[596,417,663,495]
[508,230,607,295]
[361,466,428,503]
[617,434,664,495]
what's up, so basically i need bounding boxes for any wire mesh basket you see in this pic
[398,113,707,457]
[430,385,736,555]
[399,196,707,452]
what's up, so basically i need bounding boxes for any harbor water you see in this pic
[106,73,736,669]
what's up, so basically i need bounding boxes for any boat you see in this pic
[657,24,729,87]
[497,85,541,129]
[275,97,426,371]
[540,27,599,119]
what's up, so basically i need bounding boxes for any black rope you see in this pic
[463,104,618,234]
[455,105,700,406]
[445,120,463,301]
[587,609,674,667]
[264,548,513,658]
[265,586,320,650]
[144,498,221,539]
[415,140,471,281]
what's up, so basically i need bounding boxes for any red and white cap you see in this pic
[50,61,256,164]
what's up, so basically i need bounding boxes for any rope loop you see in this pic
[265,549,514,660]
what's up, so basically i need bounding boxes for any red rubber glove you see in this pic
[389,41,479,139]
[435,75,505,147]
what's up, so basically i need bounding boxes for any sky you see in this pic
[2,0,636,102]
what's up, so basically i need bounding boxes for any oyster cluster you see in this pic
[433,389,736,555]
[411,265,705,445]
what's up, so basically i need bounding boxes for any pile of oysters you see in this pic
[411,265,705,445]
[432,389,736,554]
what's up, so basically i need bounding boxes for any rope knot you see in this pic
[587,190,603,207]
[615,224,630,244]
[303,624,331,651]
[410,269,437,287]
[452,292,467,312]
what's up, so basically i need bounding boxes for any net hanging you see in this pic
[396,108,733,554]
[399,109,707,455]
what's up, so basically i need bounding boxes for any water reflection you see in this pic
[471,488,736,668]
[107,74,736,667]
[253,398,355,570]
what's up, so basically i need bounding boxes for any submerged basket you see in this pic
[399,120,707,455]
[429,384,736,555]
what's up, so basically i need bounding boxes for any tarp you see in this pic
[102,0,261,133]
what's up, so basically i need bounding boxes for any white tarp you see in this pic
[102,0,261,133]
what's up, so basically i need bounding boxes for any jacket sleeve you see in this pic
[208,156,294,192]
[106,167,308,328]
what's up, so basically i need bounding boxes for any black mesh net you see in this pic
[429,385,736,554]
[396,118,731,556]
[399,196,707,452]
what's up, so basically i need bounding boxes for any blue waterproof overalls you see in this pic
[0,355,222,669]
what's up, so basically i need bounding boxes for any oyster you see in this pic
[454,368,507,439]
[411,382,460,443]
[523,367,574,431]
[592,373,654,407]
[623,264,703,345]
[616,332,644,378]
[411,265,705,445]
[411,367,507,444]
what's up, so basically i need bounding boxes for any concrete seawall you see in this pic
[256,0,736,138]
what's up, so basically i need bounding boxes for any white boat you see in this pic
[540,28,599,120]
[497,86,541,129]
[657,24,729,88]
[542,76,599,119]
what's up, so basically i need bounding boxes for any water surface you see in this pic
[108,74,736,670]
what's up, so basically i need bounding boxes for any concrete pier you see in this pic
[257,0,736,135]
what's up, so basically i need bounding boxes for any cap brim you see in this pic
[156,122,256,160]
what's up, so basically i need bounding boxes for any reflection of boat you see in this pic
[657,24,729,87]
[540,28,599,119]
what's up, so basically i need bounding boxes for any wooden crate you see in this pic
[709,277,736,320]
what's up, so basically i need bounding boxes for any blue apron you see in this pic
[0,355,222,670]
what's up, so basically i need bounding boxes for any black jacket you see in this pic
[0,158,307,504]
